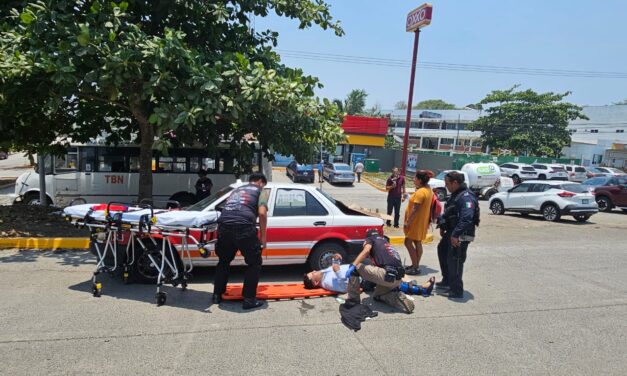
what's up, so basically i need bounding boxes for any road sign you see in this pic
[406,3,433,32]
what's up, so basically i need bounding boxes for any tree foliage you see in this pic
[0,0,346,200]
[413,99,457,110]
[394,101,407,110]
[343,89,367,115]
[384,134,401,150]
[469,86,588,157]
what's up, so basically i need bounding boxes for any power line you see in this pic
[277,49,627,79]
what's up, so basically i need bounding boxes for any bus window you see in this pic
[190,157,216,173]
[158,156,174,172]
[174,157,186,172]
[251,152,260,173]
[98,149,126,172]
[219,156,234,173]
[130,157,140,172]
[55,147,78,172]
[79,147,95,172]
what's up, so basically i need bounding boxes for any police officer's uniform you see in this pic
[437,183,478,298]
[213,183,267,306]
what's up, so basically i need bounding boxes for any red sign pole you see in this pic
[400,29,421,176]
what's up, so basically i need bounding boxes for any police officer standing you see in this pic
[436,171,479,299]
[212,173,268,310]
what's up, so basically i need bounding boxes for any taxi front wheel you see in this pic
[309,242,347,270]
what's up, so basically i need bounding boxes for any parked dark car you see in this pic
[286,161,315,183]
[0,151,7,160]
[591,175,627,212]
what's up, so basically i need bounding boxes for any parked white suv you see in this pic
[562,165,587,182]
[499,163,539,184]
[531,163,569,181]
[488,180,598,222]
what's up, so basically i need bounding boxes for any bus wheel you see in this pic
[169,192,196,208]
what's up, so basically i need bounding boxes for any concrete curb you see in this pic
[0,238,89,250]
[360,176,387,192]
[388,236,405,245]
[0,235,405,250]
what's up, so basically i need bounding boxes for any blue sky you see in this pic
[255,0,627,109]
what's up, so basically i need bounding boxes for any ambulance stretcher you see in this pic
[63,203,219,306]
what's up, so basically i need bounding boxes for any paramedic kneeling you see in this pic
[345,229,414,314]
[212,173,268,310]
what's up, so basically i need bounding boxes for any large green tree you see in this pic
[0,0,346,201]
[469,86,588,157]
[413,99,457,110]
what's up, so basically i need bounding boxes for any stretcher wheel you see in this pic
[198,248,210,259]
[123,270,130,284]
[92,283,102,297]
[156,292,167,306]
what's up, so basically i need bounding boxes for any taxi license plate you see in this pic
[582,199,589,204]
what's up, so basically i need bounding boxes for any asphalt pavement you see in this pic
[1,171,627,375]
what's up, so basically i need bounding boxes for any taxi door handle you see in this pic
[313,221,326,226]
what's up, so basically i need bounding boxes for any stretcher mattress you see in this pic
[63,204,220,227]
[222,283,337,300]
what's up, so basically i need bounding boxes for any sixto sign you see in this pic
[406,3,433,32]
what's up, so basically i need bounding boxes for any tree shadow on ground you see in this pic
[0,249,91,267]
[67,264,311,313]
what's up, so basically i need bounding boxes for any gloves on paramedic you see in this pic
[345,264,356,279]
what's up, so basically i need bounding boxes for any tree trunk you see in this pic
[129,97,154,203]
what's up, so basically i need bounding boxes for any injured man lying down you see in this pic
[303,253,435,297]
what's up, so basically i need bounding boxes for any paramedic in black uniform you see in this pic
[212,173,268,310]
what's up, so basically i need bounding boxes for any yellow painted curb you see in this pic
[361,176,387,192]
[0,238,90,250]
[388,236,405,245]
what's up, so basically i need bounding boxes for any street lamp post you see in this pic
[400,3,433,176]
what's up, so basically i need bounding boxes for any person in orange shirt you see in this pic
[403,170,434,275]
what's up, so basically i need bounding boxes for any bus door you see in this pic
[53,148,80,206]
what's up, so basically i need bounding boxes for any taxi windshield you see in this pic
[186,186,234,211]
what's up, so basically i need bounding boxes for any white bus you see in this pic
[12,144,272,207]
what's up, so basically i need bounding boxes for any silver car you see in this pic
[323,162,355,184]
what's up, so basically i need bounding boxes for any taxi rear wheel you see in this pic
[308,242,347,270]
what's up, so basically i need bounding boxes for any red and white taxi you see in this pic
[184,181,385,270]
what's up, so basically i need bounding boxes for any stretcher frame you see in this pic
[65,202,218,306]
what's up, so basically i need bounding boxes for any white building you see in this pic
[385,109,483,153]
[386,105,627,166]
[562,105,627,166]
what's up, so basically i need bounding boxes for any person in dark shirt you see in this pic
[212,173,268,310]
[194,169,213,201]
[436,171,479,300]
[344,229,414,314]
[385,167,406,228]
